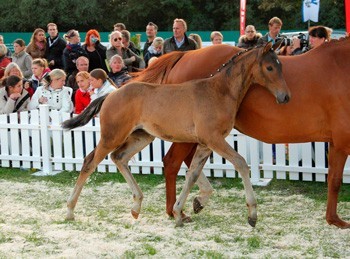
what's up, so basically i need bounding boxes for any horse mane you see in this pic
[131,51,187,84]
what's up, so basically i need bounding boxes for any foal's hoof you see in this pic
[131,210,139,219]
[193,197,204,214]
[248,217,257,227]
[182,214,192,223]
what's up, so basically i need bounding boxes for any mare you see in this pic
[133,37,350,229]
[62,42,290,227]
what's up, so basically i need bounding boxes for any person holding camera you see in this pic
[83,29,108,73]
[2,62,34,97]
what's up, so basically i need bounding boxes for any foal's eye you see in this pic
[266,66,273,71]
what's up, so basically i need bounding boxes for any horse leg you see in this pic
[110,130,155,219]
[208,138,257,227]
[173,144,212,227]
[326,143,350,228]
[66,142,114,220]
[163,143,196,220]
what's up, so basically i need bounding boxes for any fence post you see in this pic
[32,105,60,176]
[249,137,272,186]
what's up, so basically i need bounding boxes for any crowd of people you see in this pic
[0,17,341,115]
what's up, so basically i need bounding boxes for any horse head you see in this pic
[253,42,291,104]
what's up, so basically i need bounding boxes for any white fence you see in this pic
[1,105,350,184]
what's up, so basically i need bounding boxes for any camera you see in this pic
[296,33,308,48]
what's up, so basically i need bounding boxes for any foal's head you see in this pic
[252,42,290,104]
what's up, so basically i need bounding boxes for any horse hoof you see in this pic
[65,216,75,221]
[248,217,257,227]
[182,215,192,223]
[175,220,184,228]
[193,197,204,214]
[131,210,139,219]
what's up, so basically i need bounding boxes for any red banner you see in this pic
[346,0,350,33]
[240,0,246,36]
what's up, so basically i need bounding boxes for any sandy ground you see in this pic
[1,179,350,258]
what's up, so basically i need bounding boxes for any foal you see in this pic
[62,42,290,227]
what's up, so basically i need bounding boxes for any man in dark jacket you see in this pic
[45,23,66,70]
[163,18,198,54]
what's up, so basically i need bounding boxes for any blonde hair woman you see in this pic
[29,69,73,113]
[210,31,223,45]
[144,37,164,67]
[74,71,91,114]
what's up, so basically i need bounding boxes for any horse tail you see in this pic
[132,51,186,84]
[61,94,109,130]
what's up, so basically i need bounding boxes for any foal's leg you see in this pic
[110,130,155,219]
[173,144,212,227]
[326,143,350,228]
[66,142,115,220]
[208,138,257,227]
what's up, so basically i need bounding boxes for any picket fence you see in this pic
[1,105,350,185]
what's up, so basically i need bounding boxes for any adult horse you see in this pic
[62,43,290,227]
[132,37,350,229]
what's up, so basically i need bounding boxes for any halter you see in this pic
[209,47,252,78]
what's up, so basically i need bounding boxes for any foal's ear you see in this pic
[263,41,273,53]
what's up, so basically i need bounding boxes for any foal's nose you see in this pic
[277,93,290,104]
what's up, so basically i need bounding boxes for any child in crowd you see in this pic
[0,75,30,114]
[28,69,73,113]
[74,71,92,114]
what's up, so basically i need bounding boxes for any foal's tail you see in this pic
[61,94,109,130]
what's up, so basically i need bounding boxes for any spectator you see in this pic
[163,18,198,54]
[74,71,92,114]
[114,23,126,32]
[45,23,67,70]
[237,25,262,49]
[189,33,203,49]
[89,68,116,101]
[30,58,51,91]
[121,30,141,56]
[143,22,158,57]
[83,29,108,73]
[26,28,47,59]
[0,35,12,58]
[144,37,164,67]
[28,69,73,113]
[2,62,34,97]
[108,54,131,88]
[148,57,159,66]
[0,75,30,114]
[0,44,12,79]
[12,39,33,79]
[62,30,88,77]
[106,31,144,72]
[67,56,89,102]
[210,31,224,45]
[257,17,284,45]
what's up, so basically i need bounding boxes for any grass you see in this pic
[1,167,350,258]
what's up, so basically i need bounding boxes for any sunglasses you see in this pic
[113,37,122,42]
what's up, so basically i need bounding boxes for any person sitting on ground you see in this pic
[106,30,144,72]
[83,29,108,72]
[12,39,33,79]
[26,28,47,59]
[0,44,12,79]
[210,31,224,45]
[0,75,30,114]
[29,58,51,91]
[237,25,262,49]
[28,69,73,113]
[74,71,92,114]
[108,54,131,88]
[89,68,117,101]
[2,62,34,97]
[143,37,164,67]
[189,33,202,49]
